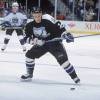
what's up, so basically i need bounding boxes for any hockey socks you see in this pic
[21,58,35,80]
[62,61,80,83]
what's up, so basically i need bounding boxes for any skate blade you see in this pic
[1,49,5,52]
[20,78,32,82]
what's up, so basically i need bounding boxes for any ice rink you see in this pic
[0,31,100,100]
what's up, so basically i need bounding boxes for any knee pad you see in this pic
[5,34,11,39]
[61,60,70,69]
[56,54,68,65]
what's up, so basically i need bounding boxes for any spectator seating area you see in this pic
[0,0,100,21]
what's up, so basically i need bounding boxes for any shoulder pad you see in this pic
[42,14,56,23]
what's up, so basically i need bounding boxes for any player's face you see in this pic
[32,13,42,23]
[12,6,19,13]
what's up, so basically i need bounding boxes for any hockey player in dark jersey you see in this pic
[1,2,27,52]
[21,7,80,84]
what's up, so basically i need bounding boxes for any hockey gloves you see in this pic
[1,21,11,30]
[32,38,45,46]
[21,37,45,46]
[61,32,74,43]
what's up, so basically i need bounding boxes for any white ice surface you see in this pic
[0,32,100,100]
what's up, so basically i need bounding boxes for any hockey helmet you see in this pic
[12,2,19,7]
[31,7,42,13]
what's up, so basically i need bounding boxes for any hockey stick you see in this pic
[45,34,100,43]
[0,26,23,30]
[0,23,23,30]
[45,37,63,43]
[74,34,100,38]
[0,20,23,29]
[5,27,23,29]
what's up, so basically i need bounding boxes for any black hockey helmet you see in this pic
[31,7,42,13]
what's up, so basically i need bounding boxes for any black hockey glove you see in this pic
[1,21,11,30]
[61,32,74,43]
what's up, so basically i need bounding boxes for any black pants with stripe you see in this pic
[26,42,68,65]
[6,29,23,36]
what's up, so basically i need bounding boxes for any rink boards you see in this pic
[0,18,100,34]
[61,21,100,34]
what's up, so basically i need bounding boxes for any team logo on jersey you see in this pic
[12,17,18,23]
[33,27,50,38]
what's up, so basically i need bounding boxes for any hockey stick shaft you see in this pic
[45,34,100,43]
[74,34,100,38]
[5,27,23,29]
[0,23,23,29]
[0,26,23,30]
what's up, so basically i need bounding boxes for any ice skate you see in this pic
[1,44,7,51]
[22,46,26,52]
[21,74,33,81]
[73,77,80,84]
[23,47,26,52]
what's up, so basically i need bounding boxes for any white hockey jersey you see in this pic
[4,12,27,27]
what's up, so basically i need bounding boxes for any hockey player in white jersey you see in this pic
[1,2,27,52]
[21,7,80,84]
